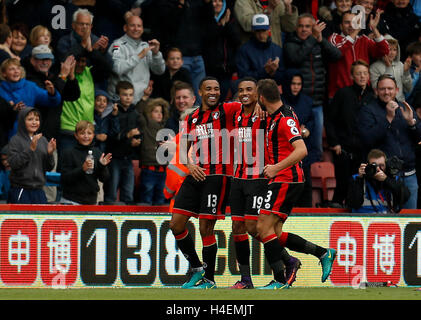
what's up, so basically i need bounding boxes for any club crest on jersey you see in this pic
[270,122,276,131]
[286,119,296,127]
[252,115,258,122]
[192,118,198,124]
[237,116,242,122]
[212,111,220,120]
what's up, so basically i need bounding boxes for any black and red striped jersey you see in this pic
[182,101,241,176]
[265,104,305,184]
[232,106,266,179]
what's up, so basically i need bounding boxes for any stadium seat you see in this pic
[311,161,336,202]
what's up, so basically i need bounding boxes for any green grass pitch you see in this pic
[0,287,420,300]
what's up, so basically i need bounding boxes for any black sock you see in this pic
[286,232,327,259]
[234,234,251,282]
[263,235,286,283]
[174,229,202,269]
[202,235,217,282]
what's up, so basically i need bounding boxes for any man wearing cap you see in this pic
[23,45,81,142]
[236,14,285,84]
[234,0,298,46]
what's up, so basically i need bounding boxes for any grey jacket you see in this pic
[108,34,166,104]
[7,108,55,189]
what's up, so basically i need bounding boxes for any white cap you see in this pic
[252,14,270,31]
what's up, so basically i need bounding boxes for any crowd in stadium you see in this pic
[0,0,421,211]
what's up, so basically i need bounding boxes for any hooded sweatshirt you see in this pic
[7,107,55,189]
[369,35,412,102]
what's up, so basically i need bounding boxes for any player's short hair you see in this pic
[116,80,134,95]
[238,76,257,86]
[75,120,95,133]
[199,76,219,89]
[257,79,281,103]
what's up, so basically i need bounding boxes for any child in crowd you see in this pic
[151,47,192,103]
[405,41,421,104]
[0,58,61,139]
[370,37,413,102]
[60,120,112,205]
[138,97,170,205]
[29,25,52,49]
[103,81,141,204]
[94,89,120,153]
[7,107,56,204]
[0,144,10,202]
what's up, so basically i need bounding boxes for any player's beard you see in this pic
[258,97,267,111]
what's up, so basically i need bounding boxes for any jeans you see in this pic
[8,187,47,204]
[310,105,324,162]
[182,55,206,104]
[139,169,166,205]
[104,158,135,203]
[403,173,419,209]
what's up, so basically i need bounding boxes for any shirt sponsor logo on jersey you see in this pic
[238,127,252,143]
[195,123,214,140]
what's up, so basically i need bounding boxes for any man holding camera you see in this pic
[357,74,421,209]
[346,149,410,213]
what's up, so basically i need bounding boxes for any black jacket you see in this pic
[283,32,341,106]
[61,143,109,205]
[378,2,421,61]
[106,103,141,159]
[325,83,375,153]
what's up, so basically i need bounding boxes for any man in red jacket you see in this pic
[327,10,389,99]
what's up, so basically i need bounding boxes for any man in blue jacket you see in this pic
[236,14,285,85]
[357,74,421,209]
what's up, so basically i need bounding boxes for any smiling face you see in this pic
[75,127,95,146]
[174,88,196,112]
[199,79,221,109]
[94,95,108,114]
[124,16,144,40]
[377,78,398,103]
[335,0,353,13]
[31,57,53,74]
[11,30,27,54]
[237,80,257,107]
[25,111,40,136]
[3,63,22,82]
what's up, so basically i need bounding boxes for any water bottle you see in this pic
[86,150,94,174]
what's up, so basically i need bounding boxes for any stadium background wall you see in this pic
[0,204,420,288]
